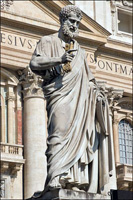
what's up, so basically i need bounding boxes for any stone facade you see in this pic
[0,0,132,199]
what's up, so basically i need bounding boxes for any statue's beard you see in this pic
[62,22,79,38]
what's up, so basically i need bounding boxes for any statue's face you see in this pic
[62,11,80,38]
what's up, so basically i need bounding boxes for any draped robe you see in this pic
[31,33,114,194]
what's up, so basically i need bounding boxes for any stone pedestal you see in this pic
[19,67,47,199]
[28,189,111,200]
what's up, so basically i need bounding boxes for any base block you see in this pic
[29,189,111,200]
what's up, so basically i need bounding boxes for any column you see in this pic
[113,113,120,164]
[1,90,5,143]
[107,107,117,190]
[6,87,15,144]
[16,85,23,145]
[97,82,123,193]
[19,67,47,199]
[105,86,123,166]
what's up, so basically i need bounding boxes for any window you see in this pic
[119,119,133,165]
[117,9,132,34]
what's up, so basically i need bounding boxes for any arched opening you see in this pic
[118,119,132,165]
[0,68,20,144]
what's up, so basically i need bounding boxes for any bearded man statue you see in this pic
[30,5,114,197]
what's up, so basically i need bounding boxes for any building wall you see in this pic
[72,0,132,44]
[0,0,132,199]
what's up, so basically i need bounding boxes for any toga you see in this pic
[30,33,114,193]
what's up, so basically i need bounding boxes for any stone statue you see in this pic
[30,5,114,197]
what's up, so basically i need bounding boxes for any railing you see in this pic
[0,142,23,156]
[1,142,24,175]
[117,164,133,177]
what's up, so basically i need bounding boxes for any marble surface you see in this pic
[28,189,111,200]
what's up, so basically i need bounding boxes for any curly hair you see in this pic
[59,5,82,23]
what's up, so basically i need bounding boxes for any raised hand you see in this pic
[61,49,77,63]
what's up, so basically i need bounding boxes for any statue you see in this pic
[30,5,114,197]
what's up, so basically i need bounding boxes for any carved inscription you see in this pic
[87,53,132,76]
[1,32,132,77]
[0,32,38,51]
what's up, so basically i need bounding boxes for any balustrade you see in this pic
[0,142,23,156]
[116,164,133,191]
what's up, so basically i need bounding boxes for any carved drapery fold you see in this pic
[97,81,123,165]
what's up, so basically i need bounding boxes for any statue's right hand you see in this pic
[61,51,75,64]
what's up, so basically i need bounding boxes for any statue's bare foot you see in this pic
[49,176,61,190]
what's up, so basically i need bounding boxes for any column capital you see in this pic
[97,81,123,115]
[97,81,123,105]
[18,66,44,99]
[6,92,15,101]
[113,118,119,125]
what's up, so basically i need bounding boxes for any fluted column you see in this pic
[113,113,120,165]
[19,67,47,199]
[97,82,123,192]
[6,88,15,144]
[104,85,123,166]
[1,89,6,143]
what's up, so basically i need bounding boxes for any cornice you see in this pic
[1,9,59,26]
[1,10,59,32]
[81,13,111,37]
[1,11,108,47]
[97,38,132,61]
[107,38,132,50]
[78,30,108,45]
[31,0,60,24]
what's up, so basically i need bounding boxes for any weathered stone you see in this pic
[28,189,111,200]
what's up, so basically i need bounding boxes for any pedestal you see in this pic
[28,189,111,200]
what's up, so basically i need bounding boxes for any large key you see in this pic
[63,41,74,73]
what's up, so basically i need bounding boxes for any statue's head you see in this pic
[59,5,82,39]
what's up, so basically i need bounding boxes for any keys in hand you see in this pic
[62,49,77,73]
